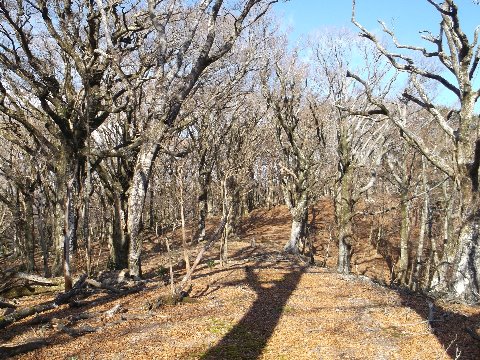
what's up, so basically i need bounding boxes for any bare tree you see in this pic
[311,30,391,274]
[350,0,480,302]
[262,52,319,254]
[120,0,279,277]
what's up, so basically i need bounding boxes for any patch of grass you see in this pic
[208,318,233,335]
[204,324,266,359]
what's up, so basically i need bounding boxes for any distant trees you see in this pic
[310,30,391,274]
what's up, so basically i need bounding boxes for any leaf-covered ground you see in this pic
[1,201,480,359]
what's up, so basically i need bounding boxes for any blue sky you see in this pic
[274,0,479,108]
[275,0,479,46]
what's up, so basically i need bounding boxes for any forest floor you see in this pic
[1,199,480,359]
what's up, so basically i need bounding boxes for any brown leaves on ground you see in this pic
[1,202,480,359]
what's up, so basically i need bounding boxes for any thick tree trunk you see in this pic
[411,160,428,291]
[435,102,480,302]
[338,229,352,274]
[284,199,308,254]
[337,195,353,275]
[37,203,51,278]
[52,160,67,276]
[110,192,129,269]
[63,161,80,292]
[335,119,356,275]
[448,219,480,302]
[127,143,159,278]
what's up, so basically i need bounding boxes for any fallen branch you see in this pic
[0,275,88,330]
[56,323,97,337]
[105,303,123,318]
[54,274,88,305]
[0,302,56,330]
[13,272,59,286]
[0,270,60,297]
[85,278,122,294]
[0,338,47,359]
[0,299,16,309]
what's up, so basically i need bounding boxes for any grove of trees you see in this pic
[1,0,479,304]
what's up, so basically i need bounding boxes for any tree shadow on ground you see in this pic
[200,262,305,360]
[397,289,480,359]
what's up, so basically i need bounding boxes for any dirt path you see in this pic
[1,205,480,359]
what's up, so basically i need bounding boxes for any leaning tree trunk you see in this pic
[127,143,159,278]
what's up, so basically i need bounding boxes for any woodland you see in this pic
[1,0,480,359]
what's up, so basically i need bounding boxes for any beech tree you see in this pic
[124,0,279,277]
[351,0,480,302]
[311,30,391,274]
[261,53,320,255]
[0,0,150,288]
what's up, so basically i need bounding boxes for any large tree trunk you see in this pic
[63,160,80,292]
[127,143,159,278]
[284,195,308,255]
[436,102,480,302]
[52,158,67,276]
[23,190,35,272]
[110,192,129,269]
[411,156,428,291]
[336,166,353,275]
[37,202,51,278]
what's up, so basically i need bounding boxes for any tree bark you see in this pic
[127,143,159,278]
[197,173,209,242]
[396,189,410,285]
[336,163,353,274]
[110,192,129,270]
[284,196,308,255]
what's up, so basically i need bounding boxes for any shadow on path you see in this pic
[397,290,480,359]
[201,262,305,360]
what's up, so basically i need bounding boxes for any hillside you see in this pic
[1,202,480,359]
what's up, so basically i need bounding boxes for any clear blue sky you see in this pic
[275,0,479,45]
[274,0,479,108]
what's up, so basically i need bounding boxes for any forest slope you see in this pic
[1,201,479,359]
